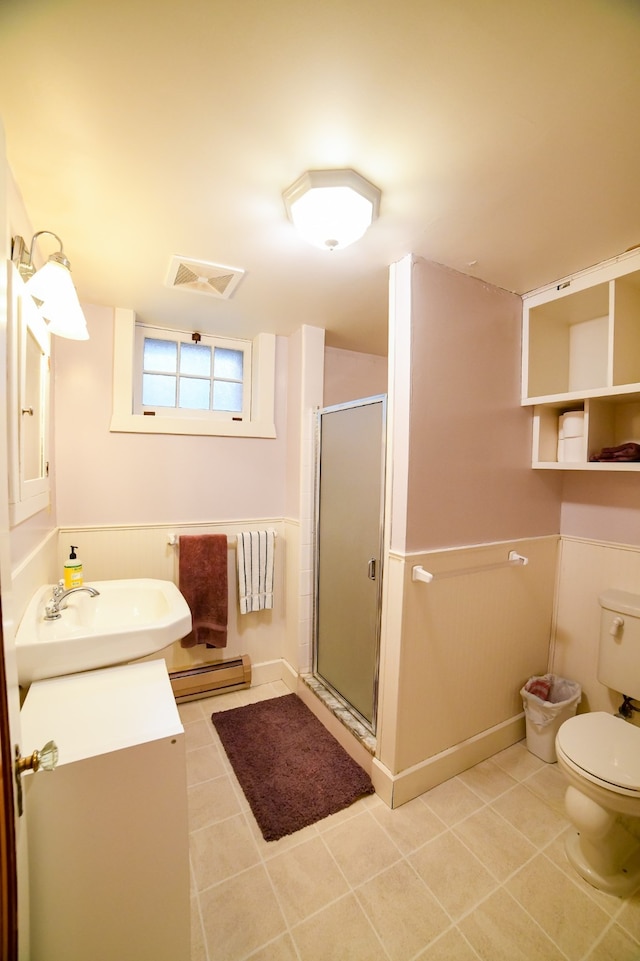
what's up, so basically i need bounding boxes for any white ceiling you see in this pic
[1,0,639,357]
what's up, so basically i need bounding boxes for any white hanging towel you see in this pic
[237,531,275,614]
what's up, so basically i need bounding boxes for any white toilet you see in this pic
[555,589,640,896]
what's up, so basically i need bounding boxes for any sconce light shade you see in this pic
[282,169,381,251]
[25,258,89,340]
[12,232,89,340]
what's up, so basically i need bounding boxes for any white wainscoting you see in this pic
[21,525,617,813]
[551,536,640,716]
[57,520,287,678]
[374,535,560,807]
[12,528,59,629]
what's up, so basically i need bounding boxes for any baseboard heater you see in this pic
[170,655,251,702]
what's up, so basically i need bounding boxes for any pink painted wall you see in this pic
[323,346,387,408]
[51,263,632,552]
[405,259,561,551]
[560,473,640,546]
[54,305,289,527]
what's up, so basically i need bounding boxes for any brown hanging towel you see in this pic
[179,534,228,648]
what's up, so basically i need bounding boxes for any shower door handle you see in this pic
[368,558,376,581]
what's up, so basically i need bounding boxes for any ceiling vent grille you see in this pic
[165,256,245,299]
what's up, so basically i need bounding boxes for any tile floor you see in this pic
[181,683,640,961]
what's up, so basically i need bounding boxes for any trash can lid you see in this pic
[557,712,640,792]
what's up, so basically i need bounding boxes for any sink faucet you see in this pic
[44,582,100,620]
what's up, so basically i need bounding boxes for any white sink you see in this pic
[16,579,192,684]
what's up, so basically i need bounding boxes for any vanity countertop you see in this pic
[20,659,182,765]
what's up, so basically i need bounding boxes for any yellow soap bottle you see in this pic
[63,546,83,589]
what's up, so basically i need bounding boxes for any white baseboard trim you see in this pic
[250,657,298,693]
[279,658,298,692]
[251,659,289,687]
[372,713,526,808]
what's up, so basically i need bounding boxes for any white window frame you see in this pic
[111,309,276,438]
[134,325,251,422]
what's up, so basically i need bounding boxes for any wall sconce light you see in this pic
[12,232,89,340]
[282,168,381,251]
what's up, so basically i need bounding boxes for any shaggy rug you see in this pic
[211,693,374,841]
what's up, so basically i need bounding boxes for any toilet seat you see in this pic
[556,712,640,796]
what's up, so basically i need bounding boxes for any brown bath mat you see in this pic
[211,694,374,841]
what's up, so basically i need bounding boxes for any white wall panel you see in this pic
[390,535,558,775]
[57,520,286,675]
[551,536,640,714]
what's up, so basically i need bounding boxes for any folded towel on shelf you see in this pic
[590,442,640,462]
[237,531,275,614]
[179,534,228,648]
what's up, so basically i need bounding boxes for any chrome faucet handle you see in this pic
[52,581,65,598]
[44,601,61,620]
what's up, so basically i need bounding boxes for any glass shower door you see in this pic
[314,396,386,732]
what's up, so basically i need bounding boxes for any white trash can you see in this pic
[520,674,581,763]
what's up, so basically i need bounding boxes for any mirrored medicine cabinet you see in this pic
[7,262,51,524]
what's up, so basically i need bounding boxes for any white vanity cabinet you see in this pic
[20,660,190,961]
[522,248,640,469]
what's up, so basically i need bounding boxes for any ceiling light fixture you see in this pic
[12,232,89,340]
[282,168,381,251]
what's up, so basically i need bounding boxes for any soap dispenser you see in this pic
[64,546,83,589]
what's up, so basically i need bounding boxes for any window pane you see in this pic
[144,338,177,373]
[213,380,243,412]
[180,343,211,377]
[142,373,176,407]
[179,377,210,410]
[213,347,243,381]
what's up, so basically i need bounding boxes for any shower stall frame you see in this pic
[312,395,387,736]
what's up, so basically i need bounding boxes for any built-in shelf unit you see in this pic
[522,248,640,470]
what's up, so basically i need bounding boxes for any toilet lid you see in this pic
[556,712,640,792]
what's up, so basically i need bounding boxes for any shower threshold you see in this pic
[301,674,376,755]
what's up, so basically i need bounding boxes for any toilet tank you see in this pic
[599,590,640,701]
